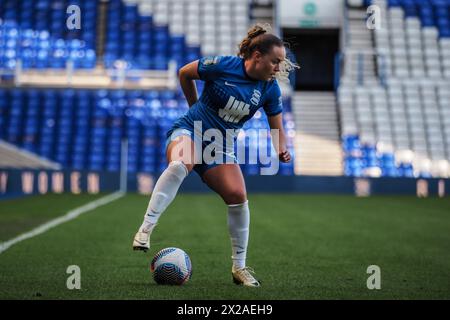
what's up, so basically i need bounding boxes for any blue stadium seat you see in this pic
[398,163,414,177]
[341,134,413,177]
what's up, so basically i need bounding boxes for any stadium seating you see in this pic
[0,88,295,175]
[104,0,248,70]
[370,0,450,79]
[0,0,296,176]
[104,0,200,70]
[1,0,249,70]
[0,0,97,70]
[338,0,450,178]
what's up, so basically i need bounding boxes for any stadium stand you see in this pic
[103,0,248,69]
[338,0,450,178]
[0,0,296,176]
[0,0,248,71]
[0,86,295,175]
[292,91,343,176]
[0,0,97,70]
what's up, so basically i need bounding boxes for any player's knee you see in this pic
[167,160,190,178]
[167,158,194,173]
[223,189,247,205]
[167,136,196,170]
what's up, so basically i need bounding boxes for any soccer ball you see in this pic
[150,247,192,285]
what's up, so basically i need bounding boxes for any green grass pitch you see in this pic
[0,193,449,299]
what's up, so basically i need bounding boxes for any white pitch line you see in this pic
[0,191,125,254]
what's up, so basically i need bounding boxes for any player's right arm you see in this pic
[179,60,200,107]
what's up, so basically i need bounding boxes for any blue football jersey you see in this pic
[172,55,283,135]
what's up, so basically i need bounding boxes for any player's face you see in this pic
[255,46,286,81]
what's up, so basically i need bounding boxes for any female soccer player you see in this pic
[133,24,296,287]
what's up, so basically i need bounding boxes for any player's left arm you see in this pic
[268,113,291,163]
[179,60,201,107]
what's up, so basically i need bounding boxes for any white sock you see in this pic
[139,160,188,233]
[227,200,250,270]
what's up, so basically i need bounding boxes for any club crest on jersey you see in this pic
[250,89,261,106]
[203,56,219,66]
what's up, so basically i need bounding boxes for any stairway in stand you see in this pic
[292,92,343,176]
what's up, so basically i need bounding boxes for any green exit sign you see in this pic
[300,2,319,27]
[304,2,317,16]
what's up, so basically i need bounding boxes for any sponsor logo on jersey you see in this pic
[219,96,251,123]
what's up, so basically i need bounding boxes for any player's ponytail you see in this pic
[238,23,299,82]
[238,23,278,60]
